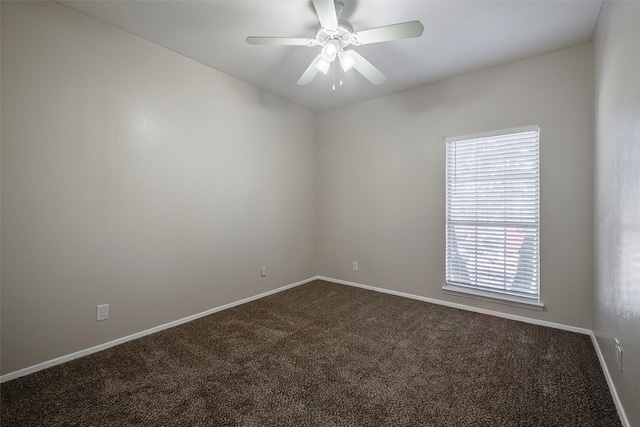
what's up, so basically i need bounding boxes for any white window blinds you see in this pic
[445,126,540,301]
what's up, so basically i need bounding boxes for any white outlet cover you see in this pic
[615,339,623,371]
[353,261,359,271]
[619,347,623,371]
[97,304,109,321]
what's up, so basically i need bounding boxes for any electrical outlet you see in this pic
[260,266,267,277]
[97,304,109,321]
[353,261,358,271]
[615,338,623,372]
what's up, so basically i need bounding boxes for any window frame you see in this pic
[442,125,543,311]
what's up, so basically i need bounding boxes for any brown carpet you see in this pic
[1,280,620,426]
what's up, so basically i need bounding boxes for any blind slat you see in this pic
[445,127,540,301]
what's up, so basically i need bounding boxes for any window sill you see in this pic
[442,284,544,311]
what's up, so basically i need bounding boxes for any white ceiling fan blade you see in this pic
[297,55,322,85]
[312,0,338,31]
[349,50,386,85]
[351,21,424,45]
[246,37,317,46]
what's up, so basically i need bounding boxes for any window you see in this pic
[444,126,541,309]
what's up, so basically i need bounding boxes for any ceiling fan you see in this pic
[246,0,424,86]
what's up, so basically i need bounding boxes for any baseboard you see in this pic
[590,332,630,427]
[3,275,629,427]
[0,276,318,383]
[317,276,591,335]
[319,276,632,425]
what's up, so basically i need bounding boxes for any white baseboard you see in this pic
[0,276,318,384]
[590,332,630,427]
[2,274,630,427]
[318,276,591,335]
[319,276,630,425]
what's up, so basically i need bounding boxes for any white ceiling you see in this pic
[57,0,603,112]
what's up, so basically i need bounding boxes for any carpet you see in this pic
[1,280,621,426]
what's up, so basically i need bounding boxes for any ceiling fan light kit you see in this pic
[316,56,331,75]
[338,50,356,72]
[320,40,340,63]
[246,0,424,87]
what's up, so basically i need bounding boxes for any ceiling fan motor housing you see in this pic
[316,23,354,49]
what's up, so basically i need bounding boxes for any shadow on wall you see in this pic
[228,47,304,113]
[232,80,297,113]
[386,64,504,116]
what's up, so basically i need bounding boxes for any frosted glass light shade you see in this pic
[320,40,340,63]
[315,57,331,74]
[339,50,356,72]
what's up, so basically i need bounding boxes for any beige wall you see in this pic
[0,1,317,375]
[594,2,640,426]
[2,4,627,412]
[318,43,595,328]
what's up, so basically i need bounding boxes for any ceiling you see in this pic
[57,0,603,112]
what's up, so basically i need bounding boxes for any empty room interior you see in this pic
[1,0,638,425]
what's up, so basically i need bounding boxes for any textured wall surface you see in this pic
[1,1,317,375]
[4,10,636,427]
[318,44,595,328]
[593,2,640,426]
